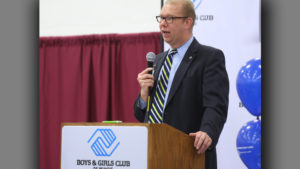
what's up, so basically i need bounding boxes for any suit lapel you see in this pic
[165,39,200,107]
[153,51,168,82]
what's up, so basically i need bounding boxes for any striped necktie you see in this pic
[148,49,177,123]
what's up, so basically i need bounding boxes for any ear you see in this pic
[185,17,194,29]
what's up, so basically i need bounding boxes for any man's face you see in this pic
[159,3,187,48]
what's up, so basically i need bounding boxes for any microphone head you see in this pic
[146,52,156,62]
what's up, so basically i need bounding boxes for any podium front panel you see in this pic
[61,125,148,169]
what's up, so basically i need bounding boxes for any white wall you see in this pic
[40,0,161,36]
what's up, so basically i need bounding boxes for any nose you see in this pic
[160,19,168,27]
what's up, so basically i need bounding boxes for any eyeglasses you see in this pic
[156,16,188,24]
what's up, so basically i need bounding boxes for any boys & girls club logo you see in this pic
[192,0,203,10]
[88,129,120,157]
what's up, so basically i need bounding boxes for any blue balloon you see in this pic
[237,58,261,116]
[237,120,261,169]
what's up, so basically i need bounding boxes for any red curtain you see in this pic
[39,32,161,169]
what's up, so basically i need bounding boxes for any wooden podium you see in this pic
[61,123,205,169]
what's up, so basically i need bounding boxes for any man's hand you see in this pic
[189,131,212,154]
[137,68,154,101]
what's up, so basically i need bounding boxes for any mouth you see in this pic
[162,30,170,35]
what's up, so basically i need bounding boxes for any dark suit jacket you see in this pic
[134,38,229,169]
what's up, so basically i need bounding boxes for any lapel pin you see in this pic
[189,56,193,60]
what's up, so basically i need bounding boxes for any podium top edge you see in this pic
[61,123,188,137]
[61,122,161,127]
[61,123,175,129]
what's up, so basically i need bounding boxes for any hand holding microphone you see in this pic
[137,52,156,102]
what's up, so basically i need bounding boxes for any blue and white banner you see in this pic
[61,126,148,169]
[164,0,261,168]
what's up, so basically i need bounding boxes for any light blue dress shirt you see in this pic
[140,36,194,111]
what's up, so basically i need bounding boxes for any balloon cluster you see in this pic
[236,58,261,169]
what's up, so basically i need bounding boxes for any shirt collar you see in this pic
[169,36,194,57]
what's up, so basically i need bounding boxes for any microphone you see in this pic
[146,52,156,74]
[145,52,156,107]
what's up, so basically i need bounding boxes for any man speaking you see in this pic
[134,0,229,168]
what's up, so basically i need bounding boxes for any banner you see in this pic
[61,126,148,169]
[164,0,261,168]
